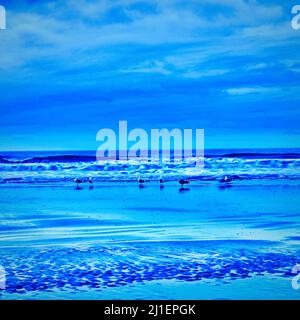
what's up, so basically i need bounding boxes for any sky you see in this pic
[0,0,299,151]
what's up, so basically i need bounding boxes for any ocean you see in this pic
[1,148,300,183]
[0,148,299,299]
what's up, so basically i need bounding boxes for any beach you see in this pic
[0,178,299,299]
[1,0,300,305]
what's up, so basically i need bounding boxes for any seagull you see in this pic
[220,175,233,184]
[88,177,94,189]
[138,176,145,184]
[178,178,190,186]
[159,177,164,188]
[74,178,83,188]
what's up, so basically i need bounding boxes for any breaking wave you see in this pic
[0,150,300,183]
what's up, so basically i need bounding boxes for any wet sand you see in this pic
[0,181,299,299]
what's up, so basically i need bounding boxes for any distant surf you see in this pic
[0,148,300,183]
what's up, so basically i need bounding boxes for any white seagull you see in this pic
[220,176,233,184]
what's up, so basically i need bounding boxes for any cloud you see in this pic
[183,69,229,78]
[245,63,269,71]
[226,87,274,95]
[0,0,291,73]
[0,0,300,150]
[121,60,172,75]
[225,86,300,98]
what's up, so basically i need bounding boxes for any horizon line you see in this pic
[1,147,300,153]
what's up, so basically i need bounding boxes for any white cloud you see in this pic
[0,0,296,80]
[121,60,172,75]
[183,69,229,78]
[245,63,269,71]
[226,87,277,95]
[225,86,300,98]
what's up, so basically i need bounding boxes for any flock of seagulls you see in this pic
[74,175,233,188]
[137,176,190,187]
[74,177,93,188]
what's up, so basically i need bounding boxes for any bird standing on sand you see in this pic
[159,177,164,188]
[138,176,145,184]
[74,178,83,188]
[220,176,233,183]
[178,178,190,186]
[88,177,94,189]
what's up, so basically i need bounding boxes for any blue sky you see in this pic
[0,0,299,150]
